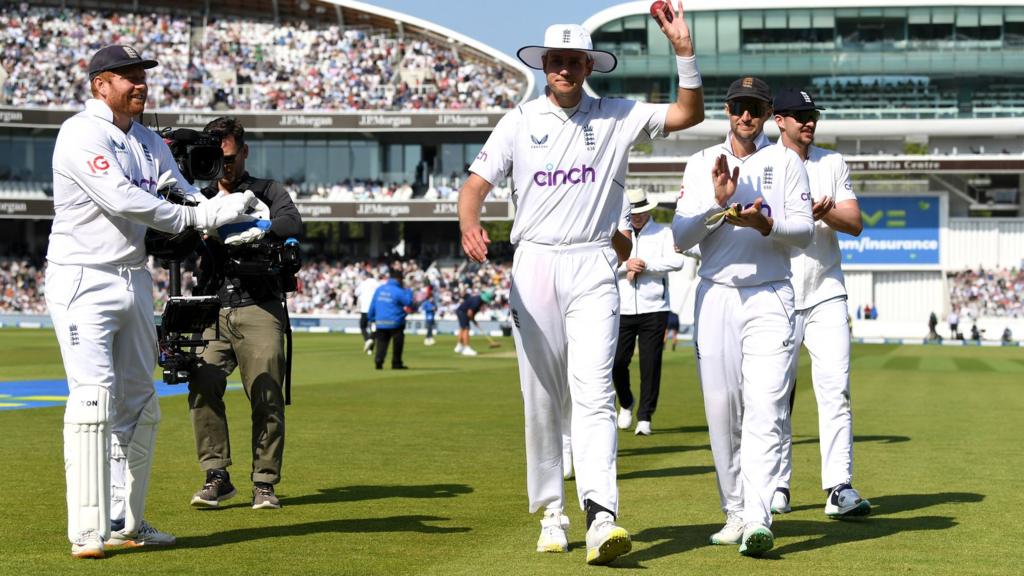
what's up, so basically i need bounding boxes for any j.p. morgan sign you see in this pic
[0,107,503,132]
[295,200,511,221]
[3,199,512,221]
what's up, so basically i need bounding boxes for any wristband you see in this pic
[677,55,702,89]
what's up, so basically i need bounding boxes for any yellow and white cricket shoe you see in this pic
[536,508,570,553]
[584,512,631,565]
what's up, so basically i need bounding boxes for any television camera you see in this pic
[148,127,225,385]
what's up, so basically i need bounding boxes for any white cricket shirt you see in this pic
[672,132,814,287]
[357,277,381,314]
[48,99,197,267]
[785,143,857,310]
[617,220,686,315]
[470,92,668,246]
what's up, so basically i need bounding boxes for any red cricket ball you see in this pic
[650,0,673,23]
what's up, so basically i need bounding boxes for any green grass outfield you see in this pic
[0,328,1021,575]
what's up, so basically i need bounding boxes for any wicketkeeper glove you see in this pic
[187,190,257,230]
[156,170,179,196]
[219,218,272,246]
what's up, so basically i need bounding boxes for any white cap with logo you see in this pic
[517,24,617,73]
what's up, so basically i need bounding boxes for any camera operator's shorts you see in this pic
[456,310,470,329]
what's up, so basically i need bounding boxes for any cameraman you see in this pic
[187,116,303,510]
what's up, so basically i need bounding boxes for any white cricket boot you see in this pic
[454,343,465,354]
[461,347,478,356]
[71,530,105,559]
[825,484,871,518]
[106,520,176,548]
[771,488,791,514]
[616,406,632,430]
[709,512,745,545]
[739,523,774,557]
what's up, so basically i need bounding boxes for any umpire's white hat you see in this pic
[626,188,657,214]
[517,24,617,73]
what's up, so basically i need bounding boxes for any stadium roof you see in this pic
[581,0,1024,138]
[585,0,1024,24]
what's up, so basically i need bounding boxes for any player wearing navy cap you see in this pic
[459,2,704,565]
[673,76,814,557]
[48,45,255,559]
[769,88,871,519]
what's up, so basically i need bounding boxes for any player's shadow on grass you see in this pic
[651,425,709,435]
[791,434,911,446]
[627,492,980,564]
[788,491,983,515]
[618,444,710,458]
[282,484,474,507]
[618,465,715,480]
[126,516,471,553]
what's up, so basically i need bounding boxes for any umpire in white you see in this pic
[613,188,685,436]
[770,88,870,519]
[459,2,703,565]
[47,45,255,559]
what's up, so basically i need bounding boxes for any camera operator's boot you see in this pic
[190,469,236,508]
[252,483,281,509]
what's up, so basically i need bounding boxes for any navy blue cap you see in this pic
[725,76,772,103]
[773,88,826,113]
[88,45,158,79]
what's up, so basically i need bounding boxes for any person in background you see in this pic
[613,188,686,436]
[454,290,493,357]
[422,286,438,346]
[368,267,414,370]
[356,269,383,355]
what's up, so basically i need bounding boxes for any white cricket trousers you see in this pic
[510,240,621,514]
[778,296,853,491]
[693,279,796,528]
[46,262,159,541]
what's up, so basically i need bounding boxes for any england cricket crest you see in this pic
[762,166,774,193]
[583,124,596,151]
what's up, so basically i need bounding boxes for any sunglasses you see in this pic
[728,100,767,118]
[223,154,238,165]
[781,110,821,124]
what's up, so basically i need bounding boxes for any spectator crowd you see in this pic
[1,4,524,111]
[6,258,1024,328]
[147,256,512,320]
[949,266,1024,319]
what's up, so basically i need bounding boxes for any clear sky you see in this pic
[366,0,630,91]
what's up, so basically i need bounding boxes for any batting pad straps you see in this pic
[64,386,112,542]
[124,394,160,535]
[676,55,702,89]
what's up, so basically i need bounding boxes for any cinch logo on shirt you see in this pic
[741,200,773,217]
[532,163,596,186]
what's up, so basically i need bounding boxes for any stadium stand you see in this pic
[0,4,523,111]
[0,256,46,314]
[147,256,512,319]
[949,267,1024,319]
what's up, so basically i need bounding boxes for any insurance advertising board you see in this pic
[839,195,942,267]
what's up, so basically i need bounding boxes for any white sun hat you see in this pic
[626,188,657,214]
[517,24,617,73]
